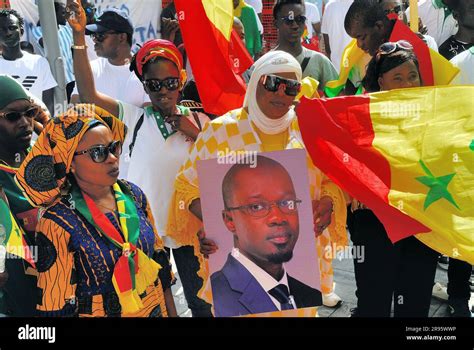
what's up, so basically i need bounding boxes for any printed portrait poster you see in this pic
[197,149,322,317]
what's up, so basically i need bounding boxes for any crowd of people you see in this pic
[0,0,472,318]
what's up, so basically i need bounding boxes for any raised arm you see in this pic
[66,0,119,117]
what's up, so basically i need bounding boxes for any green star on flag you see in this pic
[416,160,460,210]
[470,139,474,152]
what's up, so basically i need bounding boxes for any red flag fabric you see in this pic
[297,86,474,265]
[175,0,253,116]
[297,94,431,243]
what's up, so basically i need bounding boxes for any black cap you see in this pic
[85,8,133,35]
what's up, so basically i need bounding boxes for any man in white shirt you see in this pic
[211,156,322,317]
[321,0,353,72]
[71,9,148,108]
[0,9,57,114]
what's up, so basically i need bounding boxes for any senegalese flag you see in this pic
[175,0,253,116]
[324,18,460,97]
[0,188,35,267]
[297,85,474,265]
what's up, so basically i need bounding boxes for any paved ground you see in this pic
[169,248,473,318]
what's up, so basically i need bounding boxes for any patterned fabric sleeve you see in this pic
[35,215,77,316]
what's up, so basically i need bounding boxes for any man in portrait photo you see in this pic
[210,155,322,317]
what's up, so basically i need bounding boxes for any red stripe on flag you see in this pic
[114,256,133,292]
[297,96,431,242]
[0,164,16,174]
[83,193,124,244]
[389,19,434,86]
[230,29,254,75]
[175,0,250,116]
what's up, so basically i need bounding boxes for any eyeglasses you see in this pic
[375,40,413,62]
[74,140,122,163]
[0,106,39,122]
[384,5,403,15]
[279,15,307,26]
[225,199,302,218]
[143,77,180,92]
[261,74,302,96]
[91,31,120,42]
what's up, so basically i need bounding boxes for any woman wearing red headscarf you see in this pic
[67,1,212,316]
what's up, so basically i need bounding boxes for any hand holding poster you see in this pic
[197,149,322,317]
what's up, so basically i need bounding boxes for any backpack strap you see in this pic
[128,113,145,157]
[192,111,202,131]
[301,55,310,73]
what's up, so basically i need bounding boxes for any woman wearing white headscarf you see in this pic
[166,50,347,314]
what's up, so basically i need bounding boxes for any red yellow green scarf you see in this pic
[71,181,161,314]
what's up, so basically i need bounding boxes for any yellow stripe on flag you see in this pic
[369,86,474,264]
[430,49,460,85]
[5,212,28,261]
[324,39,370,96]
[202,0,234,41]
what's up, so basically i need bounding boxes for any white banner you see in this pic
[10,0,162,51]
[90,0,163,51]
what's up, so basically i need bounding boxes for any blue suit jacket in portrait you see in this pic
[210,254,322,317]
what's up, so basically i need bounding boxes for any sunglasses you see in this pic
[91,31,120,42]
[384,5,403,15]
[0,106,39,122]
[261,74,302,97]
[375,40,413,62]
[74,140,122,163]
[280,15,307,26]
[143,77,180,92]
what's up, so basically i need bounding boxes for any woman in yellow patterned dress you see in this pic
[15,105,177,317]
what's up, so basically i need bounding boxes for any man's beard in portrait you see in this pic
[267,249,294,264]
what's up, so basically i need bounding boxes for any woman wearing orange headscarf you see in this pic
[16,104,177,317]
[66,0,211,316]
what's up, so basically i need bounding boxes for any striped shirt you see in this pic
[31,24,75,84]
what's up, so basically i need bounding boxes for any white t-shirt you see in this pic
[321,0,353,72]
[119,102,209,247]
[246,0,263,14]
[0,51,57,101]
[406,0,458,46]
[72,58,149,108]
[450,49,474,85]
[85,36,98,62]
[305,2,321,38]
